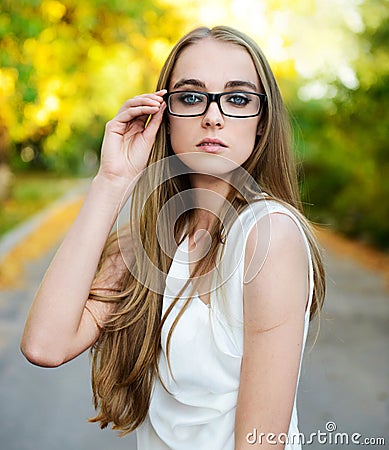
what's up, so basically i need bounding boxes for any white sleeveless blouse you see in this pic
[136,197,314,450]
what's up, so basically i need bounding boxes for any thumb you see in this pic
[143,103,166,144]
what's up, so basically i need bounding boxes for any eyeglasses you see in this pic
[163,90,267,118]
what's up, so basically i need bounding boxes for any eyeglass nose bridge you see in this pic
[203,92,224,116]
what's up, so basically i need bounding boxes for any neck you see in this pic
[188,173,232,233]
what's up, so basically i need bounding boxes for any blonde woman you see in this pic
[21,26,326,450]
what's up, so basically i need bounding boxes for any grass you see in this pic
[0,172,84,238]
[0,194,85,288]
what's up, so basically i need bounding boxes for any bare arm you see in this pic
[20,91,167,367]
[234,213,309,450]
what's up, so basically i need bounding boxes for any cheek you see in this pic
[168,119,192,154]
[236,122,259,157]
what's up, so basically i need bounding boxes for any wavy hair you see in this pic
[88,25,326,436]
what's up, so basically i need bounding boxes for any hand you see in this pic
[97,90,167,186]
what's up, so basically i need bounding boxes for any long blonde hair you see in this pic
[88,25,326,436]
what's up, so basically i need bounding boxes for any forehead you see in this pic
[170,39,260,90]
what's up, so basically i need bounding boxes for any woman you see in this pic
[21,26,325,449]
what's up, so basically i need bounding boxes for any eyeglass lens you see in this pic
[168,92,261,117]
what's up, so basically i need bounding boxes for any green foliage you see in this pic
[293,2,389,249]
[0,0,186,175]
[1,0,388,250]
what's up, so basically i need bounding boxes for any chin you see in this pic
[175,152,241,177]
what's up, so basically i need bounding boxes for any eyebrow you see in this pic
[173,79,206,89]
[225,80,258,91]
[172,78,258,91]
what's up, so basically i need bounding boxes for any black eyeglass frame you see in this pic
[163,90,267,118]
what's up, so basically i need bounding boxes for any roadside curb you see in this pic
[0,179,90,288]
[0,179,89,262]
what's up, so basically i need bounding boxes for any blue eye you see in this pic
[226,93,251,107]
[179,93,204,106]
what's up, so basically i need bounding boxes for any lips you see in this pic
[196,138,227,152]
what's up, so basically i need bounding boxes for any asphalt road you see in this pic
[0,235,388,449]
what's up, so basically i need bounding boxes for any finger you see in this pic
[126,111,151,132]
[106,107,159,137]
[117,100,160,116]
[127,96,162,106]
[120,93,165,111]
[155,89,167,97]
[143,102,166,142]
[115,105,160,125]
[127,103,164,134]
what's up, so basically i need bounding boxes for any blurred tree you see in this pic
[1,0,388,249]
[294,0,389,249]
[0,123,13,202]
[0,0,186,175]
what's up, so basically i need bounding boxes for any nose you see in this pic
[201,100,224,128]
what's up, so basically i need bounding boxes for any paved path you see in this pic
[0,198,388,449]
[298,249,389,448]
[0,247,137,450]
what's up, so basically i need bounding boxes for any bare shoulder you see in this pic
[235,211,310,448]
[244,211,309,330]
[244,210,308,281]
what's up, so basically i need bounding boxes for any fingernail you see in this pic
[156,89,167,94]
